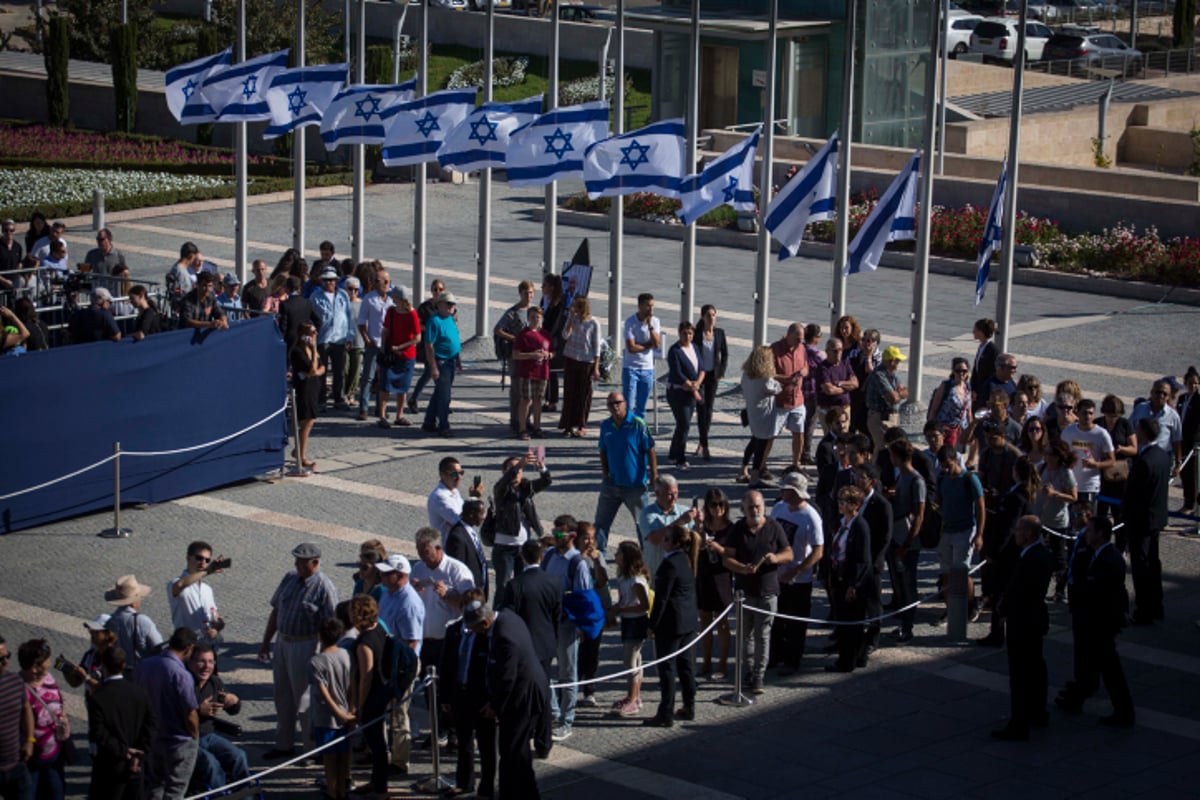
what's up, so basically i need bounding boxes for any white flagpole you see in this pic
[906,0,942,414]
[830,0,855,331]
[607,0,625,358]
[413,0,429,297]
[752,0,777,347]
[937,0,949,176]
[352,0,366,264]
[680,0,699,327]
[393,5,408,82]
[293,0,306,255]
[543,5,561,276]
[995,0,1026,352]
[235,0,247,284]
[476,0,494,338]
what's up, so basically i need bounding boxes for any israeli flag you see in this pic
[505,101,610,187]
[583,118,687,200]
[185,49,290,123]
[764,132,839,260]
[975,162,1008,306]
[845,150,920,276]
[380,89,478,167]
[676,126,760,227]
[166,48,232,123]
[319,81,417,150]
[263,63,349,139]
[437,95,543,173]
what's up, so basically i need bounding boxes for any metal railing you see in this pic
[1029,45,1200,79]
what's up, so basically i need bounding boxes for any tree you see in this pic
[111,22,138,133]
[60,0,157,65]
[45,15,70,127]
[212,0,342,65]
[1173,0,1196,48]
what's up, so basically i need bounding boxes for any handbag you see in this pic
[1102,459,1130,483]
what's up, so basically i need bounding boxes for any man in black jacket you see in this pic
[1056,515,1135,726]
[277,275,323,350]
[993,515,1055,741]
[87,647,157,800]
[644,525,699,728]
[442,589,496,797]
[498,539,559,756]
[1125,417,1172,624]
[856,464,892,655]
[446,500,490,600]
[468,602,549,800]
[491,453,552,602]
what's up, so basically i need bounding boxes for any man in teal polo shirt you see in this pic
[593,392,658,553]
[423,292,462,436]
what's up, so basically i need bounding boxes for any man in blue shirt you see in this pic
[593,392,658,554]
[936,445,986,624]
[375,554,425,775]
[541,519,593,743]
[310,266,355,409]
[136,627,200,800]
[423,292,462,437]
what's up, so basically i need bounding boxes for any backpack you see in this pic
[381,634,420,703]
[479,498,497,548]
[544,552,606,640]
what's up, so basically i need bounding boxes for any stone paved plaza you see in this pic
[2,178,1199,798]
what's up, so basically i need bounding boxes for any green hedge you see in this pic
[0,172,351,223]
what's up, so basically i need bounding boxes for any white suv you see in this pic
[947,14,985,57]
[969,17,1054,64]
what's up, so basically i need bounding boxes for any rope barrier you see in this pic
[550,602,735,689]
[742,560,986,626]
[0,402,288,501]
[1042,521,1125,541]
[182,675,434,800]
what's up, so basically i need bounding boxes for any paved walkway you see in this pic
[6,180,1200,798]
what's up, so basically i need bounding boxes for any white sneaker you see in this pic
[551,724,573,742]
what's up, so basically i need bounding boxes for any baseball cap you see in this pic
[375,554,411,574]
[83,613,111,632]
[436,292,457,306]
[223,273,241,286]
[389,285,411,303]
[882,345,906,362]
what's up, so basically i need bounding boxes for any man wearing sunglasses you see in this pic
[169,541,228,642]
[594,392,657,555]
[428,457,485,539]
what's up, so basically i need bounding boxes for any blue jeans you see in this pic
[358,345,380,414]
[886,541,921,634]
[492,544,520,604]
[423,356,457,432]
[623,366,654,418]
[554,619,581,727]
[194,733,250,790]
[0,762,32,800]
[27,756,60,800]
[411,359,433,406]
[592,480,648,554]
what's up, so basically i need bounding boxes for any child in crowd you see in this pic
[609,541,651,717]
[310,617,355,800]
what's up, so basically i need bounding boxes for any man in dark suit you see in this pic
[1180,370,1200,517]
[969,318,998,411]
[645,525,700,728]
[87,647,157,800]
[993,515,1055,741]
[856,464,892,655]
[1057,516,1135,726]
[498,539,559,755]
[446,500,490,600]
[468,602,549,800]
[277,275,323,349]
[1124,418,1172,624]
[442,590,496,798]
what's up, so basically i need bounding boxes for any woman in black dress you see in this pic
[350,596,390,797]
[695,488,734,679]
[694,304,728,461]
[290,322,324,473]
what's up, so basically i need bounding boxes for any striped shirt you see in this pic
[0,672,24,770]
[270,571,338,637]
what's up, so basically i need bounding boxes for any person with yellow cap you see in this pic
[865,346,909,457]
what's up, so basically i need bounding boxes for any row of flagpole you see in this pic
[164,0,1027,380]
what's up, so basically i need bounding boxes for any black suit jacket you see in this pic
[445,521,487,600]
[1002,542,1055,640]
[1080,543,1128,637]
[486,611,549,722]
[1180,391,1200,448]
[830,516,874,595]
[648,551,699,641]
[970,340,998,405]
[706,327,729,380]
[1124,445,1172,535]
[277,294,323,349]
[498,566,560,662]
[87,677,157,781]
[441,620,491,715]
[862,493,893,567]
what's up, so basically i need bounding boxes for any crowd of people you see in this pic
[3,208,1200,798]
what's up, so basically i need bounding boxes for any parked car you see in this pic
[1003,0,1059,20]
[969,18,1054,63]
[1041,32,1143,73]
[947,14,985,57]
[558,3,612,22]
[430,0,469,8]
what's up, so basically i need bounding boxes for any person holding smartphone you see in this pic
[170,541,228,643]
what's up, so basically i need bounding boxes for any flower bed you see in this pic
[445,57,530,90]
[0,122,277,167]
[563,190,1200,287]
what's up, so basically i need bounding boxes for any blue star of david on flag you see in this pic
[468,116,499,146]
[166,47,232,123]
[286,86,307,116]
[414,111,441,138]
[179,48,287,123]
[182,79,197,100]
[543,128,574,160]
[722,176,739,204]
[241,75,258,101]
[618,140,651,171]
[355,94,382,122]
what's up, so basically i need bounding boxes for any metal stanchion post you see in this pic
[717,592,754,707]
[415,667,454,793]
[93,189,105,233]
[99,442,131,539]
[947,564,968,642]
[287,388,303,477]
